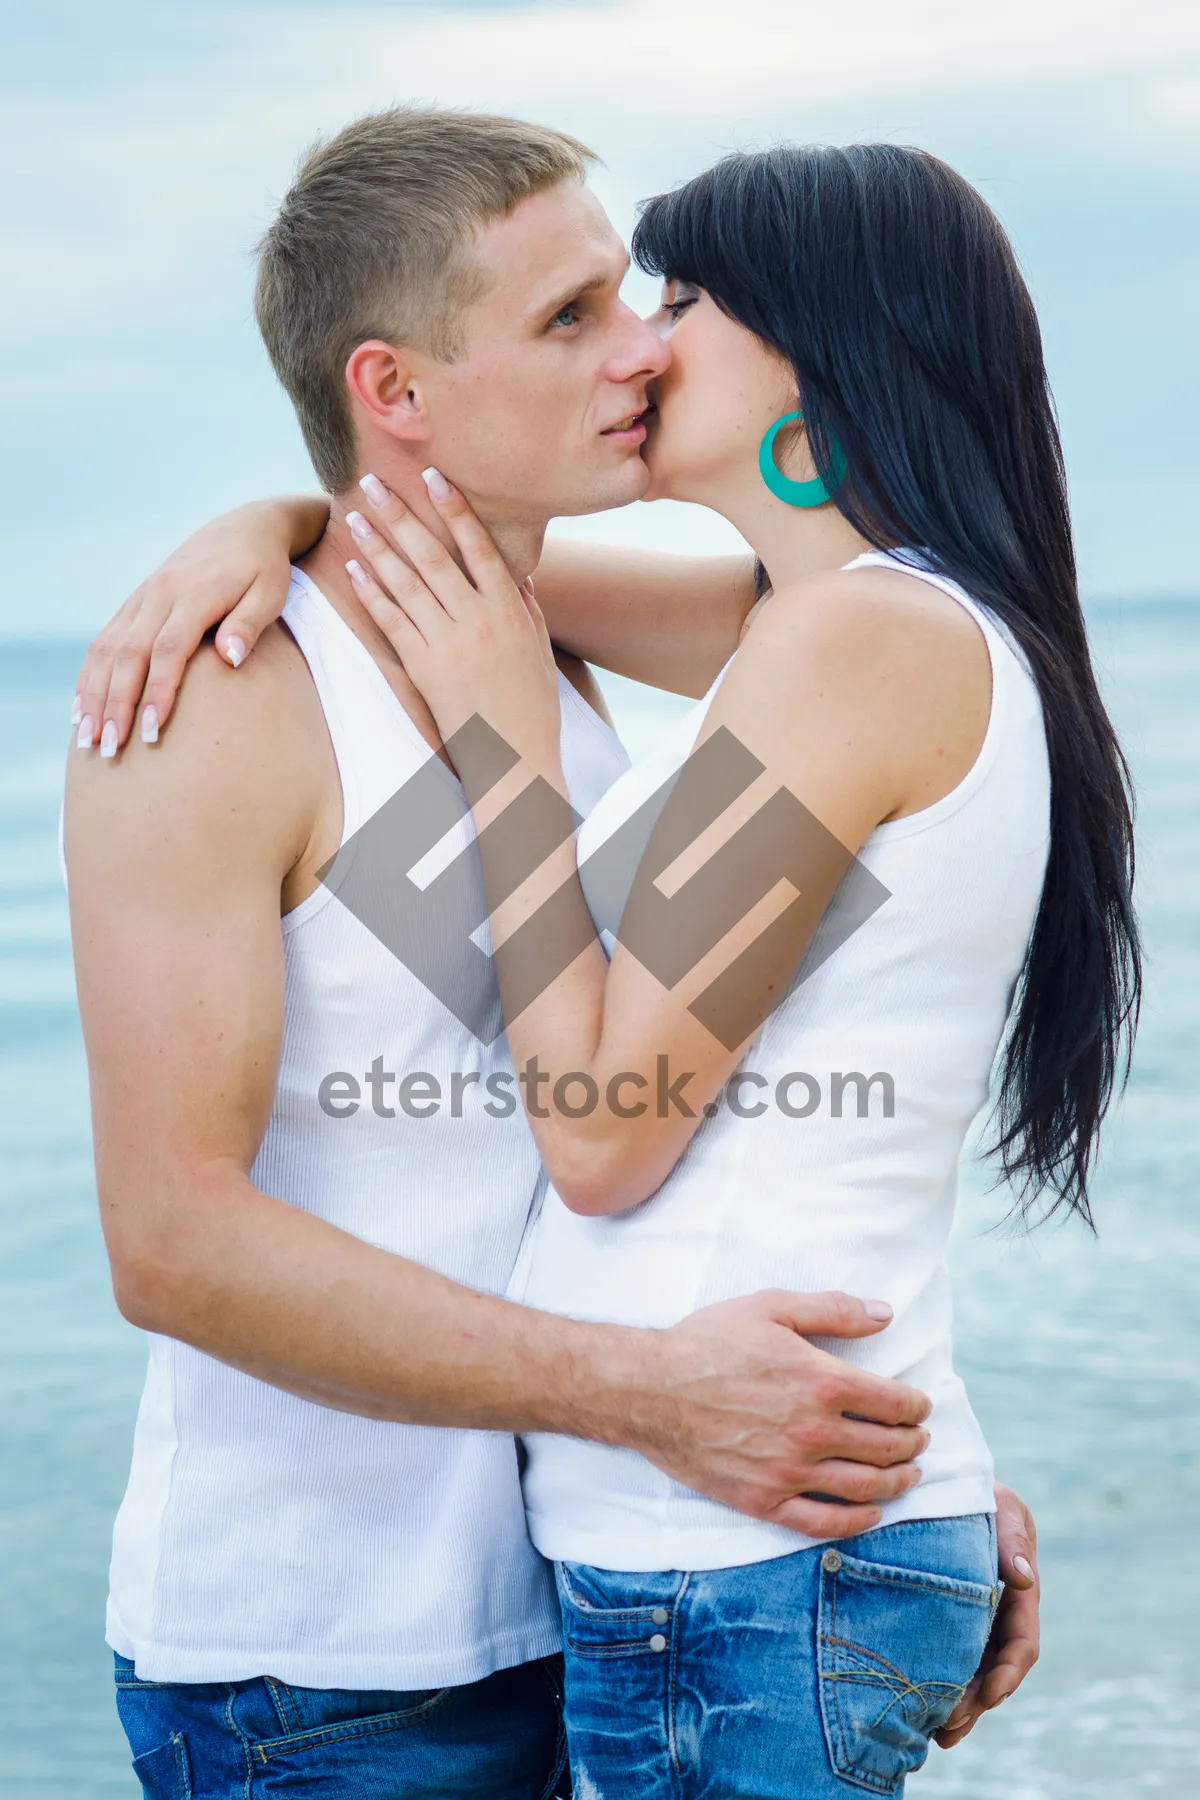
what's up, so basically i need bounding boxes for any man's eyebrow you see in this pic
[527,255,631,324]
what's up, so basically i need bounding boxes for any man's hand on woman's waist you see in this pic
[568,1288,930,1541]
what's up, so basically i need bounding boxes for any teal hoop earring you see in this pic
[758,410,846,508]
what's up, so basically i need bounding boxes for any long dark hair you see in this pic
[633,144,1139,1227]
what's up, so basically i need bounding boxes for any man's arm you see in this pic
[73,499,757,749]
[65,628,930,1539]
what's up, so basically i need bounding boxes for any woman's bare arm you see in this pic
[532,538,756,697]
[73,494,757,751]
[342,485,990,1216]
[74,494,330,750]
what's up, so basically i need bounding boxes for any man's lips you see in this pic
[601,404,656,439]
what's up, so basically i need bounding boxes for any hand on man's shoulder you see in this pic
[64,621,333,906]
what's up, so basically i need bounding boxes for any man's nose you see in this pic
[610,301,672,381]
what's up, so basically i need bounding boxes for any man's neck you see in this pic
[295,469,547,756]
[355,465,546,581]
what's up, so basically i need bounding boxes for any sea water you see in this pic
[1,605,1197,1796]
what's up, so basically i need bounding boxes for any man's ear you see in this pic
[345,340,432,444]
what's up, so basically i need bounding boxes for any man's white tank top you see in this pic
[514,551,1051,1573]
[105,568,630,1688]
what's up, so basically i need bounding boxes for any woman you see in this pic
[78,145,1134,1793]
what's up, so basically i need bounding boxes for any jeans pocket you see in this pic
[131,1733,191,1800]
[816,1543,998,1795]
[556,1562,683,1661]
[252,1682,452,1760]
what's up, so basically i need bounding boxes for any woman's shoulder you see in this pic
[707,558,993,823]
[749,559,989,688]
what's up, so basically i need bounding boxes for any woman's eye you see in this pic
[662,287,699,320]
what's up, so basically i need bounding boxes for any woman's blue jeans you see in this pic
[556,1514,998,1798]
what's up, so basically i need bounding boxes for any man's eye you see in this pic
[552,305,579,328]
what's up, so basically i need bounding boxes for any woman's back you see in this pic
[516,552,1051,1570]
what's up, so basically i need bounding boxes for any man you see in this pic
[66,109,1035,1796]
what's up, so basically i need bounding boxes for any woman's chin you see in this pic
[640,439,695,506]
[642,473,699,505]
[638,457,677,505]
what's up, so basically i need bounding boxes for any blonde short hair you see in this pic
[255,107,596,491]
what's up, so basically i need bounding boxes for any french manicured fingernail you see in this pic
[359,473,388,507]
[422,466,452,501]
[346,510,373,543]
[141,705,159,745]
[76,715,95,749]
[100,720,119,759]
[1012,1555,1034,1580]
[346,559,369,589]
[225,636,246,669]
[71,694,82,726]
[864,1300,892,1321]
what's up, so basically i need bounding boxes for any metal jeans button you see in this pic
[821,1549,843,1573]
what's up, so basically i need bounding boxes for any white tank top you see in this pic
[514,551,1051,1573]
[106,568,630,1687]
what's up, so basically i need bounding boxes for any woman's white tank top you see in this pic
[105,568,630,1687]
[514,551,1052,1573]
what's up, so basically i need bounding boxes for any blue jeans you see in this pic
[114,1651,568,1798]
[556,1514,998,1798]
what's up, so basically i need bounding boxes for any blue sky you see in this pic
[2,0,1198,634]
